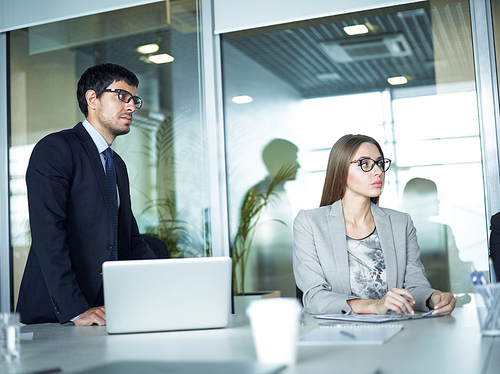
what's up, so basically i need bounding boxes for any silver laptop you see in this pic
[103,257,232,334]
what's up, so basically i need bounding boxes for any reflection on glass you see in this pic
[222,0,488,301]
[233,139,300,297]
[400,178,472,301]
[9,1,206,305]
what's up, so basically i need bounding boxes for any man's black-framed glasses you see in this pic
[351,157,392,173]
[101,89,143,110]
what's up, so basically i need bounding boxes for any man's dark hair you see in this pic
[77,63,140,117]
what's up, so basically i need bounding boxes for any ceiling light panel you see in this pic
[232,95,253,104]
[148,53,174,64]
[137,44,159,54]
[387,76,408,85]
[343,24,369,35]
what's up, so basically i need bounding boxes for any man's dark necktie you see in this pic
[103,147,118,261]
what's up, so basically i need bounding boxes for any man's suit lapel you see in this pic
[74,123,111,208]
[327,201,351,295]
[372,203,397,289]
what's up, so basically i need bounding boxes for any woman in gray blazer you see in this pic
[293,134,456,316]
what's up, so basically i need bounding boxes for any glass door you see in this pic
[222,0,486,306]
[9,1,210,307]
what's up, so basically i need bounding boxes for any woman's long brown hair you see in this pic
[320,134,385,207]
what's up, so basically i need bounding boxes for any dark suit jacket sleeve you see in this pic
[490,212,500,279]
[23,133,91,322]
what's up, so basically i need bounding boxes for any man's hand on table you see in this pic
[74,306,106,326]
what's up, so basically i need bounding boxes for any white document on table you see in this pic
[314,310,441,323]
[298,324,403,345]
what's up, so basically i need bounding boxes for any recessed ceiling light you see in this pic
[343,24,369,36]
[387,76,408,85]
[136,44,160,54]
[232,95,253,104]
[148,53,174,64]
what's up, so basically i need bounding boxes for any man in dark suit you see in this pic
[16,63,156,325]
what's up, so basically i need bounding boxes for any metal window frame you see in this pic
[470,0,500,226]
[200,0,230,257]
[0,32,11,312]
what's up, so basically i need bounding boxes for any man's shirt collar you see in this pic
[82,119,111,153]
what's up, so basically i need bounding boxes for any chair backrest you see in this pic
[141,234,170,259]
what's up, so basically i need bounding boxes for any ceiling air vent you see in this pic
[320,33,412,62]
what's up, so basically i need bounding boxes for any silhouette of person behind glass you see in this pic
[400,178,472,300]
[245,139,300,297]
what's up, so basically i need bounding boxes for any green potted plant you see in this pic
[232,164,298,297]
[137,113,209,258]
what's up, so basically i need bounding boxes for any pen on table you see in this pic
[22,369,63,374]
[402,295,414,303]
[489,258,497,283]
[319,322,353,327]
[401,294,415,314]
[340,330,356,340]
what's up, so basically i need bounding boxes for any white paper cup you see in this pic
[246,298,302,367]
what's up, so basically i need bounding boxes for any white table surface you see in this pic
[1,307,497,374]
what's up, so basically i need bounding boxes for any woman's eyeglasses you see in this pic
[101,89,143,110]
[351,157,392,172]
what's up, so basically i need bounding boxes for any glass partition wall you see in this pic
[9,1,210,306]
[6,0,495,311]
[222,0,487,305]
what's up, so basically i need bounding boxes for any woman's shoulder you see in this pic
[375,205,411,220]
[293,206,334,234]
[295,202,340,223]
[300,205,332,214]
[298,201,340,216]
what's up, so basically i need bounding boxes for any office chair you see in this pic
[489,212,500,282]
[141,234,170,259]
[296,285,304,306]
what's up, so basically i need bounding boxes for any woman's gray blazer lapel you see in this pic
[326,201,351,295]
[371,203,398,290]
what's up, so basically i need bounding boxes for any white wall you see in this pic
[213,0,426,33]
[0,0,162,32]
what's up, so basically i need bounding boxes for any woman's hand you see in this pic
[347,288,415,315]
[427,291,456,315]
[372,288,416,315]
